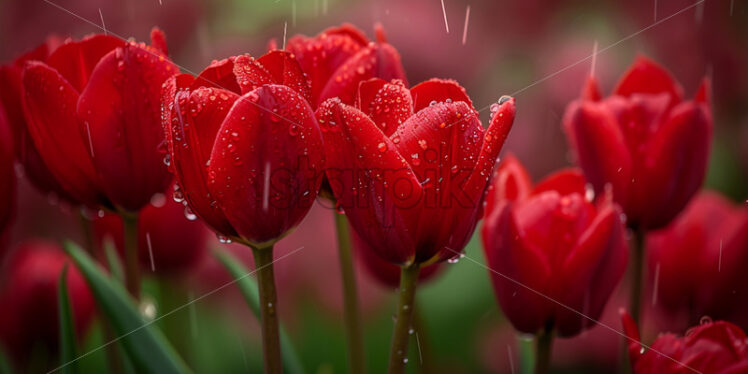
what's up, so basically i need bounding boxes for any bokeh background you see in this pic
[1,0,746,372]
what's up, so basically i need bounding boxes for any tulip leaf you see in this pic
[214,250,306,374]
[0,346,11,374]
[58,265,78,374]
[103,237,124,283]
[63,241,191,374]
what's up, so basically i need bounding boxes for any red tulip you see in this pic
[162,50,324,246]
[481,154,628,337]
[0,106,14,235]
[353,230,442,289]
[317,78,515,266]
[20,29,177,211]
[0,241,95,365]
[0,37,74,202]
[621,310,748,374]
[92,194,210,275]
[647,191,748,326]
[285,24,408,107]
[563,56,712,229]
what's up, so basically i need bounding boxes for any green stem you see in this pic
[387,263,421,374]
[628,228,646,326]
[334,212,366,374]
[122,213,140,300]
[534,329,554,374]
[251,245,282,374]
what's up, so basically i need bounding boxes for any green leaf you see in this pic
[58,265,78,374]
[103,237,124,283]
[0,345,12,374]
[214,250,306,374]
[63,241,190,374]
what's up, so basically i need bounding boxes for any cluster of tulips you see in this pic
[0,22,747,374]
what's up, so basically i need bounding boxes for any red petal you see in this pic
[463,96,515,202]
[318,43,408,106]
[192,57,241,94]
[556,203,627,336]
[619,309,643,367]
[316,98,421,265]
[581,75,602,102]
[639,101,712,229]
[563,100,632,210]
[21,62,103,207]
[484,153,533,219]
[356,78,413,137]
[150,27,169,56]
[533,168,586,197]
[208,85,324,245]
[286,27,367,105]
[46,34,124,92]
[482,203,553,334]
[0,109,15,231]
[163,74,239,237]
[694,77,711,106]
[256,50,312,103]
[613,56,684,107]
[232,54,275,95]
[78,43,177,212]
[410,78,473,112]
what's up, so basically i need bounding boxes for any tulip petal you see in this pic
[232,54,276,95]
[208,85,324,245]
[150,27,169,56]
[46,35,124,92]
[563,100,632,209]
[619,309,643,367]
[318,43,408,106]
[640,101,711,228]
[357,78,413,137]
[21,61,104,207]
[317,98,421,265]
[0,109,15,232]
[556,204,627,336]
[78,43,177,212]
[484,153,533,219]
[163,74,239,237]
[533,169,586,198]
[410,78,473,112]
[192,57,241,94]
[482,203,553,334]
[613,56,684,107]
[256,50,312,103]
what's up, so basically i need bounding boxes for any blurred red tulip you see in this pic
[0,241,95,366]
[0,37,74,203]
[647,191,748,327]
[20,29,176,211]
[353,230,442,289]
[285,24,408,107]
[317,78,514,266]
[482,155,628,337]
[162,50,324,246]
[93,195,210,275]
[0,106,15,236]
[622,310,748,374]
[563,56,712,229]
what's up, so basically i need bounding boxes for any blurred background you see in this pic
[1,0,746,372]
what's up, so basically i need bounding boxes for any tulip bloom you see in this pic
[93,194,210,275]
[162,50,324,373]
[563,56,712,230]
[647,191,748,327]
[318,77,514,372]
[20,29,176,211]
[622,311,748,373]
[482,155,628,338]
[0,109,14,235]
[285,24,407,107]
[0,37,74,202]
[0,241,95,368]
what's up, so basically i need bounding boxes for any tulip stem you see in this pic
[334,212,366,374]
[534,328,554,374]
[387,263,421,374]
[251,245,282,374]
[122,213,141,299]
[629,228,646,325]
